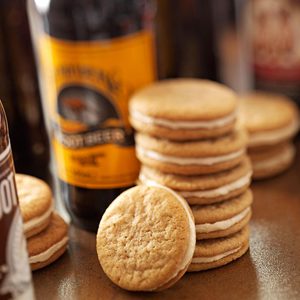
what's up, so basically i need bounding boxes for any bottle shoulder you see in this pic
[33,0,154,41]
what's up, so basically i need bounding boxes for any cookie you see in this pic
[129,79,238,141]
[135,129,247,175]
[27,213,69,271]
[139,157,252,205]
[250,142,295,179]
[240,92,299,148]
[192,190,252,240]
[188,226,249,272]
[16,174,53,238]
[96,185,196,291]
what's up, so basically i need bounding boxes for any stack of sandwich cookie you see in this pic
[130,79,253,272]
[16,174,69,271]
[241,92,299,179]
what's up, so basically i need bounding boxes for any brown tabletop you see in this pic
[33,145,300,300]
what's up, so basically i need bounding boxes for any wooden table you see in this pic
[33,146,300,300]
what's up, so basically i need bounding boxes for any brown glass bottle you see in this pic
[0,101,35,299]
[0,0,49,181]
[28,0,156,231]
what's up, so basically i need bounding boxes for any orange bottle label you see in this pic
[39,31,156,188]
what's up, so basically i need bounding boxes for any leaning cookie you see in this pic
[135,130,247,175]
[139,157,252,205]
[188,226,249,272]
[129,79,238,141]
[96,185,196,291]
[27,213,69,271]
[192,190,252,240]
[16,174,53,238]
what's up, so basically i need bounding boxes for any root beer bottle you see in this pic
[0,101,35,299]
[28,0,156,231]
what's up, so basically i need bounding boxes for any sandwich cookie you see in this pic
[249,142,295,179]
[139,157,252,205]
[188,226,249,272]
[27,213,69,271]
[130,79,238,141]
[192,190,252,240]
[240,92,299,148]
[135,129,248,175]
[96,185,196,291]
[16,174,53,238]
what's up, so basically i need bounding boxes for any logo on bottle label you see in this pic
[39,31,156,188]
[0,145,32,299]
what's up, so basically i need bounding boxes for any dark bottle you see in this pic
[28,0,157,231]
[0,0,49,181]
[0,101,35,299]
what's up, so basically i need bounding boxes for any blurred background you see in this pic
[1,0,300,180]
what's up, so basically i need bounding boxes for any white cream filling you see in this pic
[143,182,196,290]
[131,110,237,129]
[196,207,250,233]
[24,204,53,233]
[253,145,295,171]
[179,172,252,198]
[137,146,245,166]
[249,120,299,147]
[29,237,69,264]
[192,246,241,264]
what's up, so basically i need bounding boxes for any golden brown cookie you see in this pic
[27,213,69,271]
[96,185,196,291]
[16,174,53,238]
[188,226,249,272]
[240,92,299,148]
[135,130,247,175]
[129,79,238,141]
[139,157,252,205]
[192,190,252,240]
[250,142,295,179]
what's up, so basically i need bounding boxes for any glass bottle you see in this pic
[0,101,35,300]
[28,0,157,231]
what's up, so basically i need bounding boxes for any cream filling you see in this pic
[137,146,245,166]
[253,145,295,171]
[143,182,196,290]
[179,172,252,198]
[249,120,299,147]
[192,246,241,264]
[196,207,250,233]
[29,237,69,264]
[24,204,53,233]
[131,110,236,129]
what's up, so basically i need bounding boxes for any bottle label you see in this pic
[39,31,156,188]
[0,144,32,299]
[249,0,300,99]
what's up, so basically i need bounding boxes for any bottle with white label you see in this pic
[0,101,35,300]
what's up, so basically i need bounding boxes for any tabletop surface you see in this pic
[33,145,300,300]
